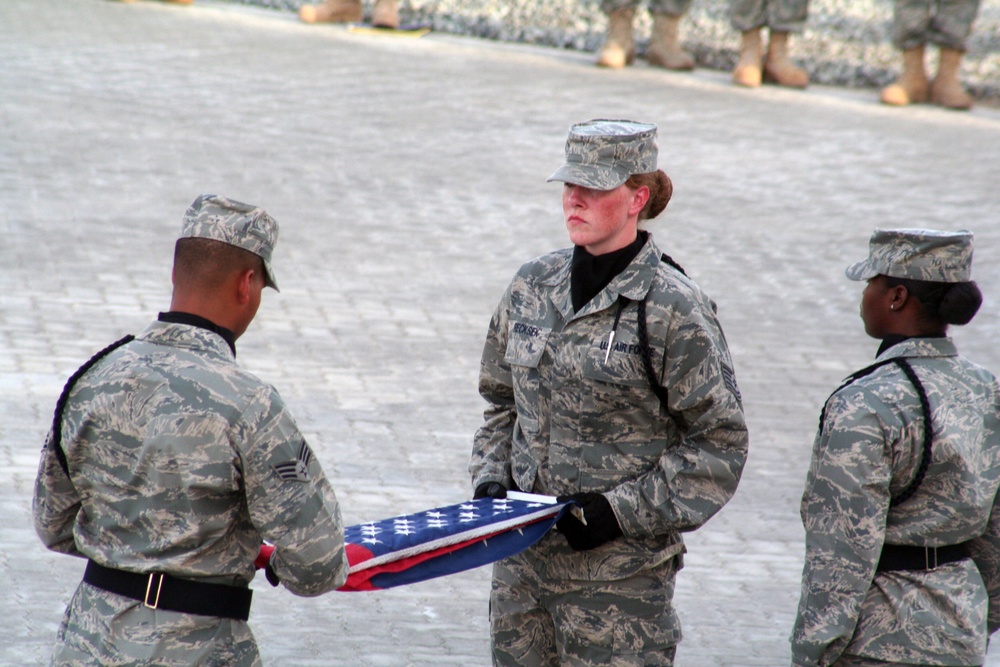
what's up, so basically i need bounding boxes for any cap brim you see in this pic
[546,164,626,191]
[844,259,876,281]
[264,260,280,292]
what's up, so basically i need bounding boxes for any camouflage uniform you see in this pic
[791,229,1000,667]
[33,195,349,666]
[891,0,980,51]
[601,0,692,21]
[729,0,809,33]
[471,233,749,665]
[792,338,1000,666]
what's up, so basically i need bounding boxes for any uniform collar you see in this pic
[874,336,957,362]
[570,232,646,312]
[876,333,911,357]
[543,233,662,322]
[157,311,237,357]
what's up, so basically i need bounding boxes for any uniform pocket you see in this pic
[504,321,550,432]
[579,352,664,464]
[504,321,550,368]
[582,334,651,390]
[554,569,680,665]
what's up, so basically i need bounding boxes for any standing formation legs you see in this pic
[596,0,695,71]
[298,0,401,28]
[880,0,979,109]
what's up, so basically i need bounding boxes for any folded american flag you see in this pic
[338,492,574,591]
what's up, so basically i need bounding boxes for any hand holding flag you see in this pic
[555,492,622,551]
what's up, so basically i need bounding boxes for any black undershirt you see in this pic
[158,311,237,357]
[571,232,647,313]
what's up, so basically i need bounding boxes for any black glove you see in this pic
[473,481,508,499]
[555,492,623,551]
[265,562,281,587]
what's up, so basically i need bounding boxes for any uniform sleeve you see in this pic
[967,381,1000,635]
[238,386,349,597]
[969,470,1000,634]
[606,300,749,536]
[469,289,516,491]
[32,429,83,556]
[790,390,894,667]
[969,487,1000,634]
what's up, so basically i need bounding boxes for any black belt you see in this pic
[83,560,253,621]
[876,543,969,572]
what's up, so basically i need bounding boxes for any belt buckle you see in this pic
[144,573,165,609]
[925,546,938,570]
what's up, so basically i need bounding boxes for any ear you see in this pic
[890,284,909,311]
[236,269,255,305]
[628,186,650,217]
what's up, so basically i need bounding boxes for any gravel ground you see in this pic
[221,0,1000,102]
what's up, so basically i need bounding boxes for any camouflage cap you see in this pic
[546,119,658,191]
[180,194,280,291]
[845,228,973,283]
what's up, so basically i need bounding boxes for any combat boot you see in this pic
[930,47,974,110]
[596,8,636,68]
[879,46,928,105]
[732,29,763,87]
[299,0,364,23]
[646,14,695,70]
[763,31,809,87]
[372,0,400,28]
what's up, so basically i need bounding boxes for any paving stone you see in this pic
[2,1,999,664]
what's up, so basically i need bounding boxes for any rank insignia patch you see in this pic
[721,363,742,403]
[273,441,313,482]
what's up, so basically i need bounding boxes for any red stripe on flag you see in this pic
[339,527,510,592]
[345,542,375,567]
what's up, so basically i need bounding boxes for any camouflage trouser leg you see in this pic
[600,0,693,18]
[51,582,263,667]
[891,0,981,50]
[729,0,809,32]
[489,538,680,667]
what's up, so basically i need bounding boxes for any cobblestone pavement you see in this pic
[2,1,999,665]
